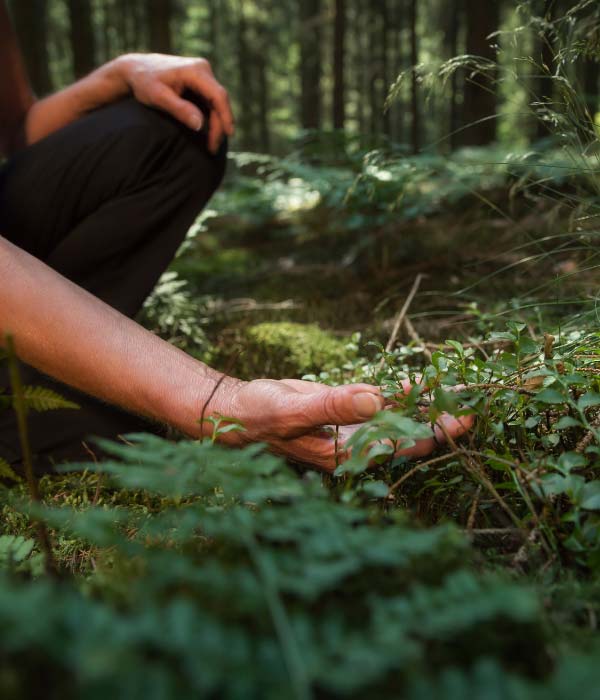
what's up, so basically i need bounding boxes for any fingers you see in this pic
[150,83,204,131]
[207,109,225,154]
[185,67,235,137]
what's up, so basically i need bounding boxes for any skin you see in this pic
[0,4,472,472]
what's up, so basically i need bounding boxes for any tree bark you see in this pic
[460,0,499,146]
[535,0,555,140]
[236,0,254,149]
[67,0,97,78]
[9,0,53,96]
[299,0,322,130]
[333,0,346,130]
[409,0,419,153]
[447,0,461,149]
[147,0,172,53]
[368,2,379,136]
[256,12,270,152]
[381,0,391,137]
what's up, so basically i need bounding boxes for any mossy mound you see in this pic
[235,321,355,378]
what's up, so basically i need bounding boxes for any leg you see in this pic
[0,97,227,473]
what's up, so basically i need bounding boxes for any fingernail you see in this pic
[352,392,382,420]
[189,114,203,131]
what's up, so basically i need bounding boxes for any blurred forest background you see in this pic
[8,0,600,154]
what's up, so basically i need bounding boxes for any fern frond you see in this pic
[0,457,20,482]
[21,386,80,412]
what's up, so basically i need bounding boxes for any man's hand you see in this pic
[24,53,234,152]
[118,53,234,153]
[215,378,473,472]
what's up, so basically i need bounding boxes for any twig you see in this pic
[466,485,482,530]
[5,334,59,577]
[437,421,523,529]
[403,315,433,362]
[388,450,461,493]
[381,274,424,367]
[576,412,600,453]
[82,441,104,507]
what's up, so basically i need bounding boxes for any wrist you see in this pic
[101,54,135,96]
[162,366,248,440]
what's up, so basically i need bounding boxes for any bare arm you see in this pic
[0,237,391,468]
[0,236,242,437]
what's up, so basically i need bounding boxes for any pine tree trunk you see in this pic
[535,0,555,140]
[391,0,405,143]
[256,15,270,152]
[447,0,461,149]
[299,0,322,130]
[354,0,366,136]
[368,2,379,136]
[381,0,391,138]
[333,0,346,130]
[409,0,419,153]
[147,0,172,53]
[10,0,53,96]
[67,0,97,78]
[208,0,220,75]
[236,0,254,149]
[460,0,499,146]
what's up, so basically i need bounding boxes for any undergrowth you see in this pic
[2,2,600,697]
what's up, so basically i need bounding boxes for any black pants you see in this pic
[0,97,227,474]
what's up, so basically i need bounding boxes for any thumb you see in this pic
[296,385,384,428]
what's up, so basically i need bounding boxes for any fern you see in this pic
[21,386,79,412]
[0,457,20,483]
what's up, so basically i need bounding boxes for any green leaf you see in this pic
[580,481,600,510]
[557,451,587,474]
[535,388,568,405]
[577,392,600,411]
[360,481,390,498]
[554,416,582,430]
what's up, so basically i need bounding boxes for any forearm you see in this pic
[0,236,241,436]
[24,56,132,146]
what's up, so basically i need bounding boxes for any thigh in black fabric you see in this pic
[0,97,227,473]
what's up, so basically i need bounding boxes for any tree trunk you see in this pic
[9,0,53,96]
[535,0,555,140]
[381,0,391,138]
[332,0,346,130]
[447,0,461,149]
[390,0,405,143]
[299,0,322,130]
[460,0,499,146]
[582,59,599,119]
[147,0,172,53]
[236,0,254,149]
[409,0,419,153]
[354,0,367,136]
[256,14,270,152]
[67,0,97,78]
[368,2,379,136]
[208,0,220,75]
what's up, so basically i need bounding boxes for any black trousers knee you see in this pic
[0,97,227,474]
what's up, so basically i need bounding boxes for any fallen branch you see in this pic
[382,274,424,363]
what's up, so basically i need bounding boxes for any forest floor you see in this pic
[2,145,599,698]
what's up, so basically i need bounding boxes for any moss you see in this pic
[235,321,356,378]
